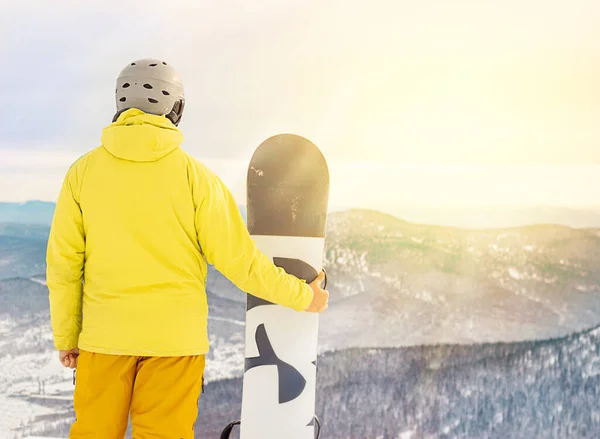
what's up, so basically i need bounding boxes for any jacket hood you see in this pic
[101,108,184,162]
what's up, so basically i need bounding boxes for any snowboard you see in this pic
[221,134,329,439]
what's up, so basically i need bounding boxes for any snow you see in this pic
[0,312,76,438]
[0,319,15,336]
[29,278,47,286]
[208,315,244,326]
[494,411,504,424]
[489,243,510,253]
[0,394,58,438]
[205,332,245,381]
[508,267,522,280]
[415,290,434,303]
[442,419,461,434]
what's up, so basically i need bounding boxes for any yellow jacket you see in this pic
[46,109,313,356]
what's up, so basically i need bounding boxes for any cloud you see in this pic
[1,1,600,165]
[0,148,82,170]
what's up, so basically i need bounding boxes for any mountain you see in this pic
[0,202,56,225]
[317,209,600,349]
[0,224,50,240]
[0,235,48,280]
[3,208,600,347]
[0,278,49,318]
[6,199,600,231]
[28,323,600,439]
[389,205,600,229]
[0,202,243,282]
[2,207,600,437]
[207,208,600,349]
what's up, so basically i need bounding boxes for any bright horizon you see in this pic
[2,150,600,211]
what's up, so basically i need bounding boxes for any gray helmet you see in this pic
[114,58,185,126]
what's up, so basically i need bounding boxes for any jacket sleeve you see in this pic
[46,165,85,350]
[191,160,313,311]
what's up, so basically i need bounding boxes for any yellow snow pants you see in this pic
[69,350,206,438]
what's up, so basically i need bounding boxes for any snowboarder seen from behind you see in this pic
[46,58,329,439]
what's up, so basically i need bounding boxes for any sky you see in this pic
[1,0,600,212]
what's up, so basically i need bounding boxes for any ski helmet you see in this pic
[114,58,185,126]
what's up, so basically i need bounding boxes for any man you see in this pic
[46,58,329,439]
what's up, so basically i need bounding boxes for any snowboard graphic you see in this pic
[221,134,329,439]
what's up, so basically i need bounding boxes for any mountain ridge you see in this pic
[3,207,600,346]
[4,200,600,230]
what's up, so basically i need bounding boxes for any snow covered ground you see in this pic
[0,309,248,438]
[0,330,74,439]
[0,394,58,438]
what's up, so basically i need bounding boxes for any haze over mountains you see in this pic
[4,200,600,229]
[0,202,55,226]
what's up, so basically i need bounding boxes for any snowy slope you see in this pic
[190,323,600,438]
[37,322,600,439]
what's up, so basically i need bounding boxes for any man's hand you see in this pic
[59,348,79,369]
[305,271,329,313]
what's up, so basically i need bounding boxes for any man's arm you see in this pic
[191,160,313,311]
[46,166,85,350]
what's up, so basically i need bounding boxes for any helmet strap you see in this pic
[113,108,129,123]
[166,99,185,126]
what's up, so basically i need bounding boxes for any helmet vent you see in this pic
[122,83,130,88]
[162,90,170,96]
[148,98,159,104]
[162,62,167,65]
[119,97,127,102]
[143,84,153,89]
[131,62,136,66]
[149,63,158,67]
